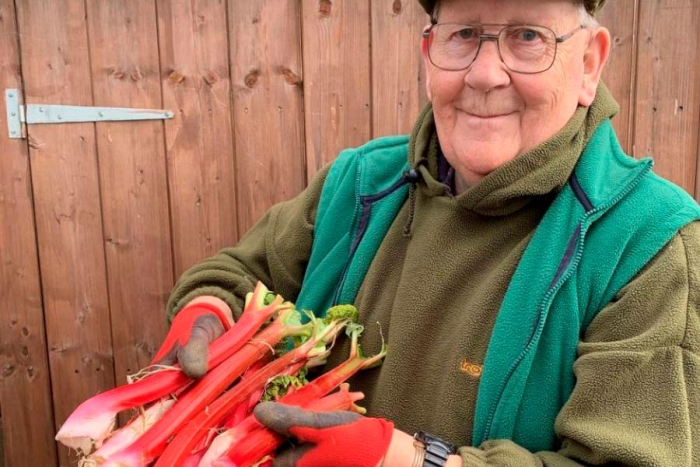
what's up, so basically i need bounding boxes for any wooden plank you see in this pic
[13,0,115,464]
[0,1,58,465]
[371,0,430,137]
[84,0,173,384]
[229,0,306,233]
[633,0,700,195]
[698,112,700,200]
[301,0,371,179]
[598,0,639,153]
[157,0,239,276]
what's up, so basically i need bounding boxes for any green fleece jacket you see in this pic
[167,87,700,466]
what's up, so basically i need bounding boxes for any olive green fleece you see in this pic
[166,85,700,466]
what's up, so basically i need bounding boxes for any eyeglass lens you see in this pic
[428,24,558,73]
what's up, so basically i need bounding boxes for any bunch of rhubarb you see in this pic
[55,282,386,467]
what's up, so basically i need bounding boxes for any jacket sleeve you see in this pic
[456,220,700,467]
[165,164,331,323]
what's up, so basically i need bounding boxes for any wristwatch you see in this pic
[413,430,457,467]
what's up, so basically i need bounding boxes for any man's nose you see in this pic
[464,40,511,92]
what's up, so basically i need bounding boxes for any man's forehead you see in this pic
[431,0,579,26]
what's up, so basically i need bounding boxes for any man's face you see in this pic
[423,0,600,185]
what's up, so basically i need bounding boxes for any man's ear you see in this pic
[579,26,611,106]
[421,25,433,102]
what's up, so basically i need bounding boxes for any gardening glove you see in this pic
[152,299,233,379]
[254,401,394,467]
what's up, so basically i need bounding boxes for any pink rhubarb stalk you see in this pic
[78,398,175,466]
[55,282,290,455]
[152,317,352,467]
[99,306,311,467]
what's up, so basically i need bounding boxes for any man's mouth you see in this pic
[464,111,515,119]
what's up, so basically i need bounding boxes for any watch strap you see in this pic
[414,431,457,467]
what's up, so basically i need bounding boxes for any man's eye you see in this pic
[456,28,477,39]
[514,28,541,42]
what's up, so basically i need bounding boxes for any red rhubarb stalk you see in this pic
[182,448,206,467]
[199,414,264,466]
[206,383,365,467]
[151,316,352,467]
[218,327,385,467]
[55,282,289,454]
[100,307,312,467]
[192,356,271,455]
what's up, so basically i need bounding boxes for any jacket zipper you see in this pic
[331,175,411,305]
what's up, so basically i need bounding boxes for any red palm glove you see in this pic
[254,401,394,467]
[152,302,232,378]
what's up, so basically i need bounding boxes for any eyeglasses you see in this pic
[422,23,586,74]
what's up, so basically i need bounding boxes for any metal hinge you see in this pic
[5,89,174,139]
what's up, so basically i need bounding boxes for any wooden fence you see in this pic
[1,0,699,466]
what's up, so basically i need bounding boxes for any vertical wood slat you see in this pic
[301,0,371,179]
[84,0,173,385]
[0,0,58,465]
[634,0,700,195]
[229,0,306,234]
[13,1,116,465]
[372,0,429,138]
[598,0,639,153]
[157,0,239,277]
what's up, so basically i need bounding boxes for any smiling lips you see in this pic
[459,105,517,119]
[464,110,515,120]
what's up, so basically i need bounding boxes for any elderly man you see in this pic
[159,0,700,465]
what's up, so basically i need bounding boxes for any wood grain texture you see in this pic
[634,0,700,195]
[13,0,116,464]
[84,0,172,383]
[157,0,239,276]
[598,0,639,153]
[371,0,430,137]
[301,0,371,179]
[0,0,57,465]
[229,0,306,234]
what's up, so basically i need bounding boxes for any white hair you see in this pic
[577,2,600,28]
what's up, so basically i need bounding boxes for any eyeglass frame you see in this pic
[421,23,587,74]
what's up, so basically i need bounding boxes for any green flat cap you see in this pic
[418,0,607,16]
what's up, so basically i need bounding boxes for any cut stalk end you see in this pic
[55,412,116,455]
